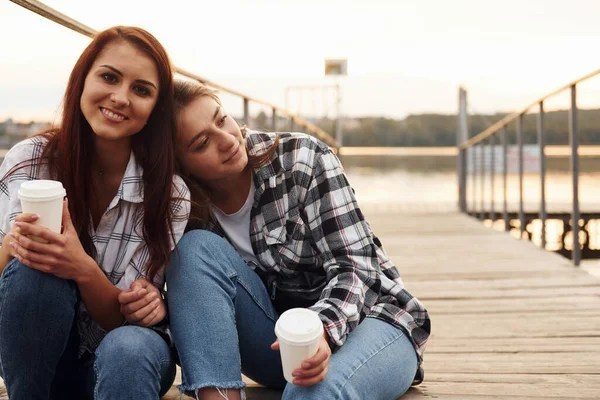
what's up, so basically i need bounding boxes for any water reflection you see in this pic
[338,147,600,272]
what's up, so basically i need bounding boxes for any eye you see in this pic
[101,73,118,83]
[218,115,228,127]
[195,137,209,151]
[133,85,151,97]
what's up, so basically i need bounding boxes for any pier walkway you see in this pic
[161,210,600,399]
[0,211,598,399]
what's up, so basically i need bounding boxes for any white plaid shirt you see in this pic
[0,136,190,356]
[204,132,430,379]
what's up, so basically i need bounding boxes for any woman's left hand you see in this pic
[118,278,166,327]
[10,199,94,281]
[271,332,332,386]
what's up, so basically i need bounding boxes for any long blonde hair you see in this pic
[173,80,280,230]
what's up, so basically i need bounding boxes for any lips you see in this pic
[223,145,240,163]
[100,107,128,122]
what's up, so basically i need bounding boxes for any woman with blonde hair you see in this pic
[167,80,429,400]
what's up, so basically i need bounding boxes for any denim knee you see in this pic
[95,325,172,366]
[94,326,175,399]
[0,260,77,398]
[170,230,237,277]
[0,259,76,305]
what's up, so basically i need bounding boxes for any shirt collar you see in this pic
[246,130,283,183]
[117,151,144,203]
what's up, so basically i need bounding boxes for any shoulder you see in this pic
[172,174,190,200]
[247,131,333,172]
[4,136,48,164]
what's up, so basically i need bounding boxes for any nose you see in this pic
[216,129,237,152]
[110,85,130,107]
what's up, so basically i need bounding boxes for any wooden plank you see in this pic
[425,373,600,385]
[427,337,600,353]
[414,285,600,300]
[417,381,600,399]
[424,295,600,314]
[424,352,600,374]
[409,275,600,291]
[429,315,600,339]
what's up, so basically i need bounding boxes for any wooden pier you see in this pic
[1,211,599,399]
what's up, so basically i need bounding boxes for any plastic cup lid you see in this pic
[18,180,66,201]
[275,308,323,344]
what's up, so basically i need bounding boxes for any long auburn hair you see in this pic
[172,80,279,230]
[9,26,177,282]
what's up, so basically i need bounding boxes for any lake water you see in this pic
[339,146,600,277]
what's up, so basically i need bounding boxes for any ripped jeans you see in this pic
[167,230,418,400]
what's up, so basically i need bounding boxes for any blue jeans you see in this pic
[167,230,418,399]
[0,259,176,400]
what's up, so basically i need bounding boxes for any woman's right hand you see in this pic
[1,213,39,259]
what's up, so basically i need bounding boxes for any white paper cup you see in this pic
[18,180,66,242]
[274,308,324,383]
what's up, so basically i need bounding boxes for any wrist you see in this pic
[0,246,12,268]
[74,255,99,285]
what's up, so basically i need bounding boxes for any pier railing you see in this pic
[458,69,600,266]
[9,0,337,149]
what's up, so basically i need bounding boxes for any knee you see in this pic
[96,326,171,367]
[0,259,75,305]
[169,230,233,277]
[176,230,229,256]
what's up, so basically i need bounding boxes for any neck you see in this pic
[93,138,132,178]
[209,167,253,214]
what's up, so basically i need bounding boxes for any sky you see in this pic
[2,0,600,122]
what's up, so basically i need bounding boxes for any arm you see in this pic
[118,176,191,327]
[12,199,125,330]
[303,147,382,348]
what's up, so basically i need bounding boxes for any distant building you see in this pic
[0,119,51,147]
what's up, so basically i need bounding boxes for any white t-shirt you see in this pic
[213,178,259,266]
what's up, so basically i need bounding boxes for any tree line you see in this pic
[308,108,600,147]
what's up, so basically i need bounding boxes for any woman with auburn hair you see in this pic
[166,80,430,400]
[0,26,189,399]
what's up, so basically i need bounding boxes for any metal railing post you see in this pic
[569,85,581,266]
[517,115,525,237]
[243,98,249,126]
[459,148,467,213]
[472,145,477,216]
[490,134,495,222]
[480,141,485,220]
[502,126,509,231]
[272,108,277,132]
[537,102,547,249]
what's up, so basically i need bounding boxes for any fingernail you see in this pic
[292,372,301,377]
[15,222,22,227]
[9,242,16,248]
[302,363,310,368]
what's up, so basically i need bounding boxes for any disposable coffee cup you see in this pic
[18,180,66,242]
[274,308,324,383]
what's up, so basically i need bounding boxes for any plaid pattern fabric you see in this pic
[207,131,430,369]
[0,137,190,356]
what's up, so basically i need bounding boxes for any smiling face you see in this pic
[80,40,160,144]
[175,95,248,187]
